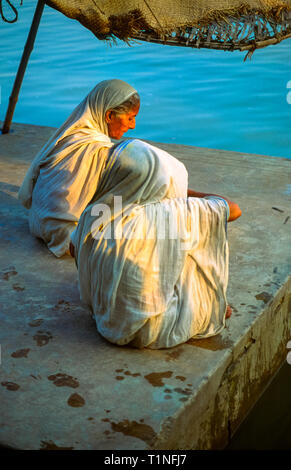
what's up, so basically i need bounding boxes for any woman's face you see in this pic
[105,104,140,139]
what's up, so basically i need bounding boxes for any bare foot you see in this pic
[225,305,232,319]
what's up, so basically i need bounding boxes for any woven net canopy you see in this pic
[43,0,291,54]
[1,1,291,54]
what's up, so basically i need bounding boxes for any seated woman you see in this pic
[18,79,140,257]
[70,139,241,349]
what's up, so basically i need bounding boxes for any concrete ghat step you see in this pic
[0,122,290,450]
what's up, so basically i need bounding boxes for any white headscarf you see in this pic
[18,79,138,209]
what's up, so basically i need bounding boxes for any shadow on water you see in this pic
[226,361,291,450]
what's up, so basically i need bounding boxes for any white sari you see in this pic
[18,79,137,257]
[71,139,230,349]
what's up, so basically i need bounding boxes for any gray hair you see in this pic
[111,92,140,115]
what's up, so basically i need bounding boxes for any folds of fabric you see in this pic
[71,139,229,349]
[18,79,137,256]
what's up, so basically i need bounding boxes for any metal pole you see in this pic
[2,0,45,134]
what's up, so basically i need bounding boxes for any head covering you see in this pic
[18,79,138,209]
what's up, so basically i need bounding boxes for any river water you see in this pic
[1,1,291,451]
[227,361,291,450]
[0,1,291,159]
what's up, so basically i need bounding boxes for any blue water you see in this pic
[0,1,291,158]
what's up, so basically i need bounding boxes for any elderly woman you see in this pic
[70,139,241,349]
[18,79,140,257]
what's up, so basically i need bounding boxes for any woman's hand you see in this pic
[187,188,242,222]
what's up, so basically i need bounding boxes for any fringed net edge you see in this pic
[131,10,291,60]
[46,3,291,57]
[2,2,291,58]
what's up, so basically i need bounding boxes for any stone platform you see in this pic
[0,122,290,450]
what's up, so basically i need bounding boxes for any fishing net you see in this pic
[46,0,291,55]
[2,1,291,54]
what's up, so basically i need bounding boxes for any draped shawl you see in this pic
[18,79,137,257]
[71,139,230,349]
